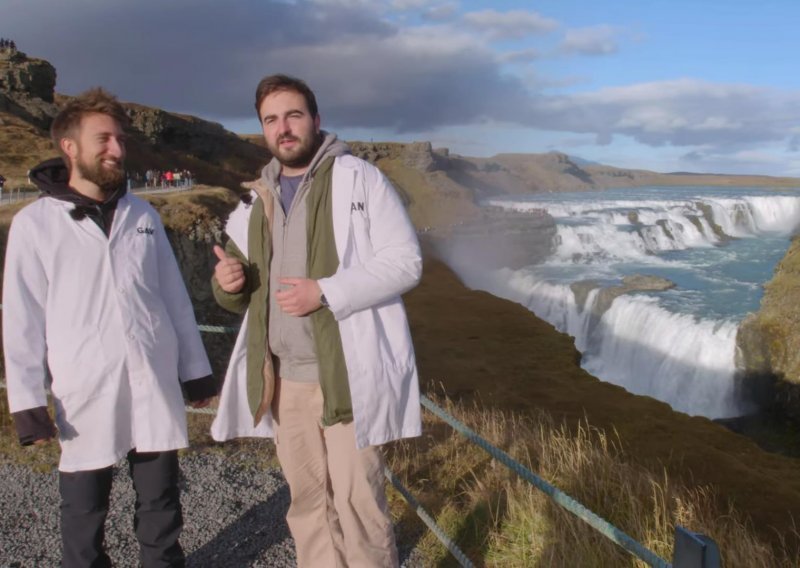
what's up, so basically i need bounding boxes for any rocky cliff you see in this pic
[0,47,58,130]
[737,236,800,420]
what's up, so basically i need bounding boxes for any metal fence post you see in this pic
[672,526,721,568]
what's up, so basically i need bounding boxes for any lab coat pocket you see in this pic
[48,329,110,399]
[146,310,179,369]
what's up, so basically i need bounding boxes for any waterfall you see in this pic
[582,295,743,417]
[456,187,800,418]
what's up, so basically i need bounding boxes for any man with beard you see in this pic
[3,88,216,567]
[210,75,422,567]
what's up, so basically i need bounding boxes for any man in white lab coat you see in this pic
[2,88,216,567]
[211,75,422,567]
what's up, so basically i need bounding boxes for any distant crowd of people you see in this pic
[131,168,194,189]
[0,38,18,51]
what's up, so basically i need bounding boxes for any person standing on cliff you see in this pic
[210,74,422,567]
[2,87,217,567]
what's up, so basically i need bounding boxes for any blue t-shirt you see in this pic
[278,173,304,214]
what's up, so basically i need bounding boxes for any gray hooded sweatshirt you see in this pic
[262,131,350,382]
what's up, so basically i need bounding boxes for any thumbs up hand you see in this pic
[213,245,245,293]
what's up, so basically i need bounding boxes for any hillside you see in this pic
[0,49,266,191]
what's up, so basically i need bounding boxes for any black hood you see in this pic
[30,157,127,232]
[30,157,127,207]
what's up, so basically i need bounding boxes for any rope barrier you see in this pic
[197,324,240,334]
[384,467,475,568]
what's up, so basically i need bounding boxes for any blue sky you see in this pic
[4,0,800,176]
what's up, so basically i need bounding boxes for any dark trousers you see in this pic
[59,450,184,568]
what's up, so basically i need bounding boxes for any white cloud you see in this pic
[462,9,558,40]
[500,48,541,64]
[529,79,800,150]
[391,0,440,9]
[422,2,459,21]
[560,25,619,55]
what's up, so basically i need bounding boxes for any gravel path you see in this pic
[0,452,424,567]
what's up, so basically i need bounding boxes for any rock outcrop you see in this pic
[571,275,676,319]
[736,235,800,419]
[125,104,265,178]
[0,51,55,102]
[0,49,58,129]
[350,140,451,173]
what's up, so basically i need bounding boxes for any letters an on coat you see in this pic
[350,202,365,213]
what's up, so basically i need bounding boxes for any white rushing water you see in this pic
[455,186,800,419]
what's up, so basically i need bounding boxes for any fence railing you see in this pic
[0,310,721,567]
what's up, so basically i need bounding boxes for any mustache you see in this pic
[278,134,299,144]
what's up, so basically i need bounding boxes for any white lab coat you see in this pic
[3,194,212,472]
[211,155,423,448]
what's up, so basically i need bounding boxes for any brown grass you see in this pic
[0,111,53,186]
[386,395,799,567]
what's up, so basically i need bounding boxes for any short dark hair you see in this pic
[50,87,129,160]
[254,74,318,119]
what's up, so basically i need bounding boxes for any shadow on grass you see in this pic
[437,489,508,568]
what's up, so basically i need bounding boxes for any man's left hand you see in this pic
[190,398,214,409]
[276,277,322,317]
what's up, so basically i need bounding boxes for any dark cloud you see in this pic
[4,0,534,132]
[3,0,393,119]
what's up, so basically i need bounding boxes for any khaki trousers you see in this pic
[272,378,399,568]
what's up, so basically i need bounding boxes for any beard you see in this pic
[75,154,125,193]
[268,131,321,169]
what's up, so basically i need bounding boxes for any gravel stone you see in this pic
[0,452,426,567]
